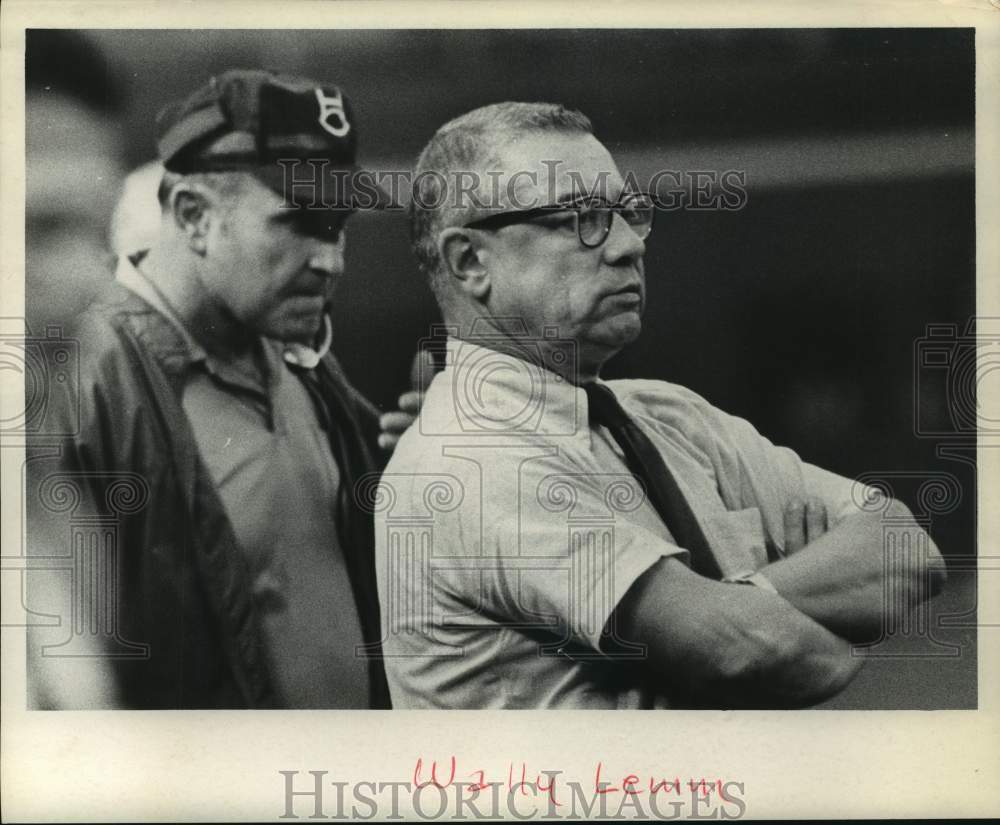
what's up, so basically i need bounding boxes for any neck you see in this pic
[448,312,605,386]
[140,244,258,363]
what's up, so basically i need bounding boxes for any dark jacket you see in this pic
[27,283,389,708]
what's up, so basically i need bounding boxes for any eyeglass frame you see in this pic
[461,191,655,249]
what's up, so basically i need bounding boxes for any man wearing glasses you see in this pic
[374,102,944,709]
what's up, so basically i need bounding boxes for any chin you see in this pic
[584,319,642,369]
[607,314,643,347]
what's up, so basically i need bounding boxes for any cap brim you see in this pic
[251,162,395,211]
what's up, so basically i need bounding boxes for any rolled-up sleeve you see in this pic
[474,453,687,654]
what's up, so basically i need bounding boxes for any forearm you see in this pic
[671,587,861,708]
[760,503,947,641]
[616,559,863,708]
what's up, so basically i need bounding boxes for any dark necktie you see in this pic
[583,382,722,580]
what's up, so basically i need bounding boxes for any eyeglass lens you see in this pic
[578,195,654,247]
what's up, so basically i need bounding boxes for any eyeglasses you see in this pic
[463,191,655,249]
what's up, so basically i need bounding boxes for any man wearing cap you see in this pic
[26,70,405,708]
[374,101,946,708]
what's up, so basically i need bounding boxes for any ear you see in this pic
[169,184,215,255]
[438,227,490,300]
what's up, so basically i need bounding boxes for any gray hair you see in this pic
[157,169,250,211]
[409,102,593,293]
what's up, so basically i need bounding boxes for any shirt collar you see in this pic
[429,338,590,440]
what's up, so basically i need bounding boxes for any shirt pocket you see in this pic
[701,507,768,580]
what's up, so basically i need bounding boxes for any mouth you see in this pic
[607,284,644,305]
[284,293,328,314]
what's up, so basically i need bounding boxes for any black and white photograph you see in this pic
[2,2,998,821]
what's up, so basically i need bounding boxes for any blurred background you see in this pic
[25,28,978,708]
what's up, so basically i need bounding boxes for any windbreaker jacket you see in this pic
[26,283,389,708]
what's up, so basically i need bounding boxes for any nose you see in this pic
[308,236,345,279]
[601,212,646,264]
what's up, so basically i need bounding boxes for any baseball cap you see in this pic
[155,69,390,214]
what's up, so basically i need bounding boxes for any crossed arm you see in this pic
[382,360,949,707]
[612,498,946,708]
[760,497,946,641]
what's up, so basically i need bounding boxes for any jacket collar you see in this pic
[115,252,207,372]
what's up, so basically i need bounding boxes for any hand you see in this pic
[766,496,944,641]
[378,348,437,452]
[378,390,423,452]
[409,346,438,393]
[783,497,829,554]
